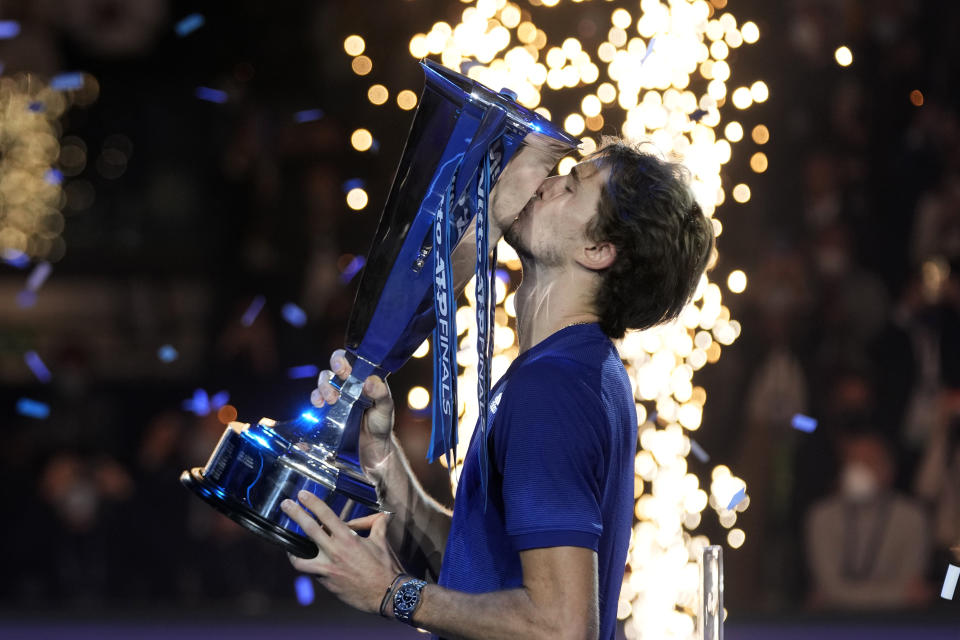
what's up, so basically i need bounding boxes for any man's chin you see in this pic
[503,224,530,259]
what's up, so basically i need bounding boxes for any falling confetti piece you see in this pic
[0,21,21,39]
[726,487,746,511]
[282,302,307,327]
[25,262,52,292]
[174,13,205,37]
[641,37,657,64]
[28,101,44,112]
[44,168,63,185]
[791,413,818,433]
[195,86,228,104]
[690,439,710,463]
[942,564,959,600]
[288,364,320,379]
[16,290,36,307]
[294,109,324,123]
[341,178,365,193]
[50,72,84,91]
[294,575,315,606]
[182,388,210,416]
[339,255,366,284]
[2,249,29,268]
[210,390,230,410]
[24,351,51,382]
[240,295,266,327]
[16,398,49,419]
[689,109,708,122]
[157,344,179,363]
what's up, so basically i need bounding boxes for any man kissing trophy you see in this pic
[181,59,578,560]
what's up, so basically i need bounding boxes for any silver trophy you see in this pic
[181,60,578,558]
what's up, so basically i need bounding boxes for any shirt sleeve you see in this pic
[492,358,607,553]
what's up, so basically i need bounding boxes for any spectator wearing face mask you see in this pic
[804,431,932,610]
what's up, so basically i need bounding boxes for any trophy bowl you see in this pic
[181,59,578,558]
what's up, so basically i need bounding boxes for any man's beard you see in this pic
[504,222,532,260]
[504,221,565,268]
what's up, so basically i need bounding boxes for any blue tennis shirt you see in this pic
[437,323,637,640]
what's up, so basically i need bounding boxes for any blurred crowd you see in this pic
[701,0,960,614]
[1,0,959,621]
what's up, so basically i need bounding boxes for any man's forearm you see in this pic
[405,584,592,640]
[364,434,452,579]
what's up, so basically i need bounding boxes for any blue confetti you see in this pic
[641,37,657,64]
[44,168,63,185]
[183,388,211,416]
[726,487,746,511]
[0,21,20,39]
[294,109,324,123]
[16,290,36,308]
[294,575,315,606]
[689,109,708,122]
[282,302,307,328]
[174,13,205,37]
[210,390,230,410]
[16,398,49,419]
[195,86,228,104]
[288,364,320,379]
[689,439,710,463]
[50,72,84,91]
[339,255,366,284]
[28,101,44,113]
[24,351,51,383]
[791,413,818,433]
[240,295,266,327]
[25,261,52,291]
[157,344,179,363]
[2,248,29,268]
[369,138,380,153]
[460,59,482,74]
[341,178,365,193]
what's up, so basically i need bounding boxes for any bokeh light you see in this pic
[345,188,368,210]
[834,45,853,67]
[407,386,430,410]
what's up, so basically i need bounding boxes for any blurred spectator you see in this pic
[805,431,931,610]
[914,390,960,572]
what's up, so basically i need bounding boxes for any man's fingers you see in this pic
[281,498,332,550]
[330,349,351,377]
[345,513,381,531]
[316,370,340,405]
[287,552,331,575]
[362,375,391,403]
[296,490,350,538]
[370,512,389,542]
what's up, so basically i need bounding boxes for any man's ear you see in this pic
[578,241,616,271]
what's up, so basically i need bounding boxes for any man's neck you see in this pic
[514,260,600,354]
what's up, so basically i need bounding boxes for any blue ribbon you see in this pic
[428,175,458,469]
[475,147,498,505]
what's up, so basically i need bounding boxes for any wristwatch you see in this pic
[392,577,427,625]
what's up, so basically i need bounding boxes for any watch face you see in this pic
[396,584,419,611]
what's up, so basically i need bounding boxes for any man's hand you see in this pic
[282,490,402,614]
[490,140,562,234]
[311,349,395,471]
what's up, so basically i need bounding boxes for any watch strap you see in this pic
[392,577,428,625]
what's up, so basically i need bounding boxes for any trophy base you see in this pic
[181,419,382,558]
[181,467,319,558]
